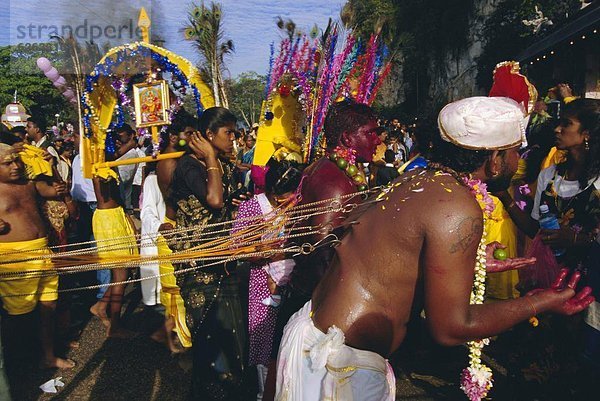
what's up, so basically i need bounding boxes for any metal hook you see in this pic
[342,203,358,213]
[329,199,342,210]
[317,223,334,235]
[313,233,340,250]
[298,243,315,255]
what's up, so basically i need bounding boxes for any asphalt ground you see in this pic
[2,277,598,401]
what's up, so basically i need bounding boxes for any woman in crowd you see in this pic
[169,107,250,400]
[236,133,256,188]
[231,158,303,399]
[496,98,600,389]
[497,99,599,271]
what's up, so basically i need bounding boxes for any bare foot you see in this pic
[40,357,76,370]
[107,327,138,339]
[168,337,185,355]
[90,303,110,327]
[150,328,183,354]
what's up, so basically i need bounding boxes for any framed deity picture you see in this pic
[133,80,171,128]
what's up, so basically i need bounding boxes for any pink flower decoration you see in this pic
[463,177,495,218]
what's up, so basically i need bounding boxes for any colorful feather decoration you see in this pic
[261,23,391,164]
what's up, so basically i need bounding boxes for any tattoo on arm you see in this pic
[449,216,482,254]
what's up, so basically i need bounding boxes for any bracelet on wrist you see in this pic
[525,297,539,327]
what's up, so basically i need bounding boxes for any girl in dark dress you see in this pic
[169,107,250,400]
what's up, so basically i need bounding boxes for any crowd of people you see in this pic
[0,81,598,401]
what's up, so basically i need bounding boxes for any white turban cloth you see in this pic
[438,97,527,150]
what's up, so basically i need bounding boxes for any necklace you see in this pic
[550,168,593,216]
[460,175,494,401]
[427,164,495,401]
[327,146,368,191]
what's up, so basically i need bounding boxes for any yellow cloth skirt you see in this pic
[92,207,139,260]
[159,217,191,348]
[485,196,519,300]
[0,237,58,315]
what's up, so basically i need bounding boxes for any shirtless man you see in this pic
[156,111,198,226]
[0,143,75,369]
[275,97,594,400]
[88,131,138,338]
[264,100,381,400]
[287,100,381,299]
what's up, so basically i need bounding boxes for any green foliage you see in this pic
[343,0,582,119]
[185,1,233,107]
[0,44,76,128]
[342,0,399,45]
[226,72,266,127]
[477,0,581,90]
[342,0,475,117]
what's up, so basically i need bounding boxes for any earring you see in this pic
[584,138,589,150]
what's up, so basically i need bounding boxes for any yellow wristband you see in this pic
[206,167,219,172]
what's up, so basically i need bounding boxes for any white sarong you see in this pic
[275,301,396,401]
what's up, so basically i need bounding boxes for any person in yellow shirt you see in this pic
[485,195,520,299]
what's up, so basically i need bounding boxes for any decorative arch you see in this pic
[80,41,215,177]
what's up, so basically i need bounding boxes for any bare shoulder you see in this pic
[384,170,482,245]
[386,170,478,212]
[301,158,355,203]
[402,170,483,258]
[0,179,35,193]
[0,181,36,207]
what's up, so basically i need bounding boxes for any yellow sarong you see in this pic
[159,216,191,348]
[92,206,138,259]
[485,196,519,300]
[0,237,58,315]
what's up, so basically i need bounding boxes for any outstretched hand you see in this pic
[526,268,595,316]
[485,242,536,273]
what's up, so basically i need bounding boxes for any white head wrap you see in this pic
[438,96,527,150]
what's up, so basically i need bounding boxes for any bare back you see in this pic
[0,180,46,242]
[156,158,178,220]
[312,169,482,356]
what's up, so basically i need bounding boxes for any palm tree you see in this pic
[184,1,233,107]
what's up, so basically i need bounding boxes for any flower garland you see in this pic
[460,176,495,401]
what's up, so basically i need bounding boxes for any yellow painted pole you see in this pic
[94,151,184,169]
[138,8,151,44]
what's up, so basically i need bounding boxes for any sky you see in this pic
[1,0,345,77]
